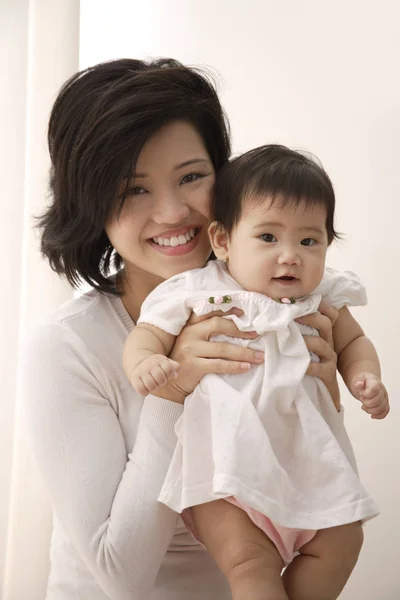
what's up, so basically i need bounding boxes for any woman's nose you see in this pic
[152,192,190,224]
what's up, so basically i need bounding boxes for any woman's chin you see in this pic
[149,240,211,278]
[159,254,210,280]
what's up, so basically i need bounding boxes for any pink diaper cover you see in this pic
[182,497,316,566]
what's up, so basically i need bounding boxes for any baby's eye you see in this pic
[301,238,317,247]
[180,173,204,185]
[260,233,277,243]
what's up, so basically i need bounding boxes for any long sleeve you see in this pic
[21,321,184,600]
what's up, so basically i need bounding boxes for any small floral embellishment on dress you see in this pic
[276,296,296,304]
[208,295,232,305]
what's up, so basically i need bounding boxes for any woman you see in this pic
[22,58,340,600]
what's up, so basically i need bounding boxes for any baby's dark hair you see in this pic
[212,144,339,244]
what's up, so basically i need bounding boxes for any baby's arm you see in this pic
[333,307,389,419]
[123,324,180,396]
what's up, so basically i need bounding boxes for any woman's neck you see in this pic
[117,266,164,324]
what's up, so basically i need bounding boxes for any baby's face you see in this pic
[223,197,329,299]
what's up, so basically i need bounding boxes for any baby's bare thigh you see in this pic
[299,522,364,566]
[192,500,284,572]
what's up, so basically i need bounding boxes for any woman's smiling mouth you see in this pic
[148,226,201,256]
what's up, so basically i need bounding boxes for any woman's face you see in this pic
[105,120,215,287]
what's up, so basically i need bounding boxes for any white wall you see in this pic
[80,2,399,598]
[0,0,29,588]
[1,2,79,598]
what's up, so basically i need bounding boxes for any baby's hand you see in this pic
[351,372,390,420]
[130,354,180,396]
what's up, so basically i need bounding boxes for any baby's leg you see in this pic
[282,522,363,600]
[191,499,288,600]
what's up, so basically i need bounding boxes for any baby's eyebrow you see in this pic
[298,226,326,235]
[252,222,325,236]
[252,221,284,229]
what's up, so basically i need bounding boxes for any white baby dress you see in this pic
[137,260,378,532]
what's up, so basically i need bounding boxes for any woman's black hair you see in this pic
[212,144,339,244]
[37,58,231,294]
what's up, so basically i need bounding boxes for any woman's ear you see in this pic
[208,221,229,260]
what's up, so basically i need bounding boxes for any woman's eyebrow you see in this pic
[174,158,211,170]
[132,158,211,179]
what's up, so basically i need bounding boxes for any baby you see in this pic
[123,145,389,600]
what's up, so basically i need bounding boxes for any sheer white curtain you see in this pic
[1,1,79,598]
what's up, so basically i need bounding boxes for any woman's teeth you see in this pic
[152,228,197,247]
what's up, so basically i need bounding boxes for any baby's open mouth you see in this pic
[274,276,298,281]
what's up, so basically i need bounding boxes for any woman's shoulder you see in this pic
[23,287,131,372]
[47,287,102,323]
[35,284,129,328]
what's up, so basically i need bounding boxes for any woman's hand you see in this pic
[151,301,341,408]
[296,301,341,410]
[151,308,264,404]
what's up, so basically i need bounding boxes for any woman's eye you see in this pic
[126,186,147,196]
[180,173,203,185]
[301,238,317,246]
[260,233,277,243]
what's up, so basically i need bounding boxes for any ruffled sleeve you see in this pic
[137,271,192,336]
[315,267,367,309]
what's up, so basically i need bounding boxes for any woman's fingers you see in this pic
[301,312,339,410]
[197,357,254,375]
[187,310,258,340]
[296,302,339,347]
[194,340,264,364]
[153,309,265,403]
[306,361,341,410]
[187,307,243,324]
[303,334,337,363]
[202,316,258,341]
[296,312,333,346]
[318,300,339,328]
[179,313,263,364]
